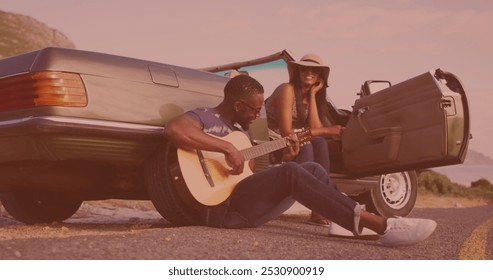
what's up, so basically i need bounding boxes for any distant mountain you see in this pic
[0,10,75,58]
[464,149,493,165]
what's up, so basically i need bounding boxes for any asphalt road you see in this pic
[0,204,492,260]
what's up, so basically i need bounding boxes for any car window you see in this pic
[214,58,289,99]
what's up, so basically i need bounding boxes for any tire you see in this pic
[356,171,417,217]
[0,188,82,224]
[144,142,202,226]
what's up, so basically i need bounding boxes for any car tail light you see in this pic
[0,71,88,112]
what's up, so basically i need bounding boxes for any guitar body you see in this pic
[177,131,254,207]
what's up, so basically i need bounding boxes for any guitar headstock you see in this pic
[296,128,312,146]
[286,128,312,147]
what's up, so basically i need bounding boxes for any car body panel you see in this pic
[0,47,226,122]
[341,69,470,176]
[0,48,229,169]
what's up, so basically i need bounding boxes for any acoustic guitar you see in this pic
[176,130,311,207]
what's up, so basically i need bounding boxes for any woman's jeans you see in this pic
[296,136,330,172]
[203,162,362,234]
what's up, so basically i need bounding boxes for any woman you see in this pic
[265,53,344,225]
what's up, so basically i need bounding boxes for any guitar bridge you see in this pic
[196,150,215,187]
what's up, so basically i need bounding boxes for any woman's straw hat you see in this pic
[287,53,330,86]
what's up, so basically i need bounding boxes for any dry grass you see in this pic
[415,193,489,208]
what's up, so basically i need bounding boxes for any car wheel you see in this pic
[145,142,202,226]
[357,171,417,217]
[0,188,82,224]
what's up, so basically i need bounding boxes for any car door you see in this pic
[341,68,470,177]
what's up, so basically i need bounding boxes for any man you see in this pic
[164,74,436,247]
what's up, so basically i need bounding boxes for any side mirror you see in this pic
[358,80,392,97]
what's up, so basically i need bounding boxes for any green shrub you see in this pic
[470,178,493,191]
[417,170,493,203]
[418,170,460,194]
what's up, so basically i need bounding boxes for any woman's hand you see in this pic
[309,79,325,96]
[327,125,345,137]
[309,125,345,138]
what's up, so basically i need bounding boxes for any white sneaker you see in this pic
[380,217,437,247]
[328,222,378,239]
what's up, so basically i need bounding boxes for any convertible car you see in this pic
[0,47,470,225]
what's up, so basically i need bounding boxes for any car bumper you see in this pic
[0,116,163,166]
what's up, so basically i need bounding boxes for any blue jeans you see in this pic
[296,136,330,172]
[203,162,362,234]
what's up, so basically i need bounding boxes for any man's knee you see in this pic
[279,162,300,172]
[299,162,326,173]
[297,162,330,184]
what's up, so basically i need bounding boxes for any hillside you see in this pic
[0,10,75,58]
[464,149,493,165]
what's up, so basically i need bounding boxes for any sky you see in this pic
[2,0,493,158]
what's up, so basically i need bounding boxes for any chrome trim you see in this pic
[0,116,162,130]
[200,49,295,73]
[0,116,164,137]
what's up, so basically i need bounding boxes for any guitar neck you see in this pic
[240,137,288,160]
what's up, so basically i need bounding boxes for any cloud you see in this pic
[281,1,493,55]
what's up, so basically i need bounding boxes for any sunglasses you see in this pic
[299,66,322,74]
[236,99,262,115]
